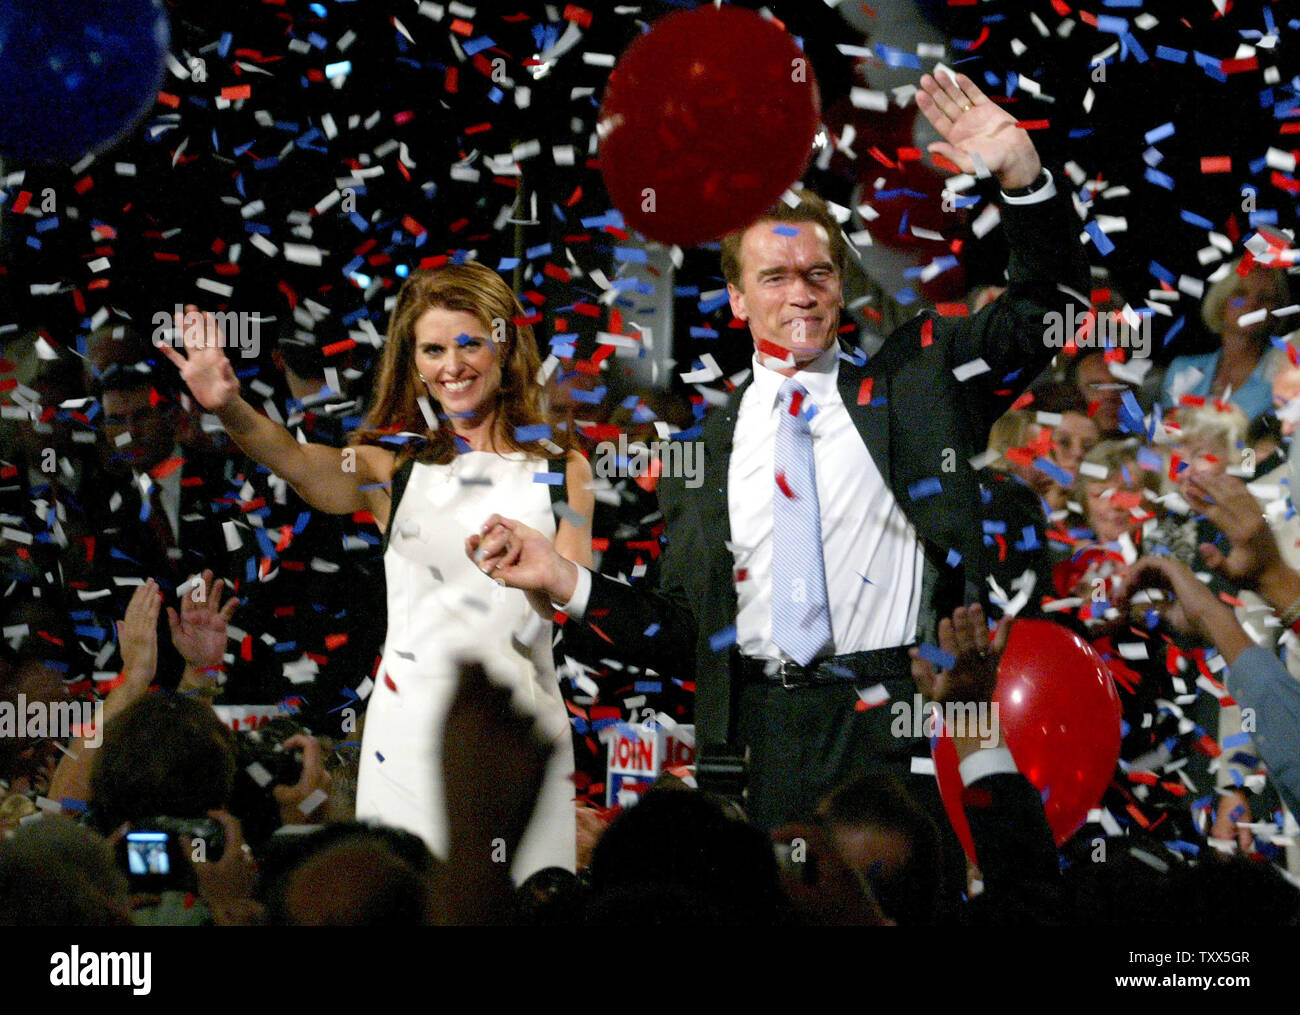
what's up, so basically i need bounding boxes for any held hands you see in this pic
[154,304,241,412]
[916,69,1041,190]
[466,514,578,604]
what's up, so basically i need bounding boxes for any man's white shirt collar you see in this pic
[750,343,842,413]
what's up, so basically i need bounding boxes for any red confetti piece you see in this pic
[157,91,180,108]
[935,301,969,316]
[322,338,356,357]
[1220,56,1258,74]
[10,191,31,214]
[149,456,184,480]
[857,377,874,405]
[325,633,348,651]
[449,17,473,36]
[775,471,795,499]
[221,84,252,101]
[920,317,934,347]
[562,4,593,26]
[1014,120,1050,131]
[1200,155,1232,173]
[385,673,398,692]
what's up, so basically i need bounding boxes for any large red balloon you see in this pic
[932,619,1122,864]
[597,6,821,247]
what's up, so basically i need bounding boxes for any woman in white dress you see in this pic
[159,263,592,879]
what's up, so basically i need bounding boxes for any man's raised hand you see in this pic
[916,69,1041,190]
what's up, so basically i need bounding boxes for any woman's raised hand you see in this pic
[154,304,241,412]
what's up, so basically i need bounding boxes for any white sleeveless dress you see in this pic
[355,451,576,879]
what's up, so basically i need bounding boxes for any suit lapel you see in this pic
[838,348,892,488]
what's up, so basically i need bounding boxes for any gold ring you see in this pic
[961,103,972,112]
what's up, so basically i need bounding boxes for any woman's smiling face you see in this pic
[412,307,502,420]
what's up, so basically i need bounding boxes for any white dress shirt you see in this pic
[729,344,922,659]
[557,345,924,661]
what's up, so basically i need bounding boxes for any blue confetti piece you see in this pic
[1163,315,1184,348]
[895,287,918,307]
[1148,260,1176,285]
[463,36,497,56]
[514,424,552,442]
[1084,220,1115,256]
[614,245,649,263]
[375,752,385,763]
[1033,457,1074,487]
[982,520,1007,535]
[533,471,564,486]
[908,477,942,500]
[1122,31,1148,62]
[708,625,737,653]
[569,385,606,405]
[1095,14,1128,33]
[635,681,662,694]
[1144,167,1175,190]
[946,549,962,567]
[1144,122,1175,145]
[771,225,801,237]
[1223,733,1253,749]
[60,798,87,813]
[690,326,718,339]
[1018,526,1040,550]
[1179,209,1213,230]
[644,623,661,637]
[698,291,730,314]
[917,643,955,670]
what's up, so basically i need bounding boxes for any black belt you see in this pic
[735,646,914,689]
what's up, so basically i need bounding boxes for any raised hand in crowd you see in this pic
[433,660,554,924]
[167,569,239,696]
[48,581,163,808]
[909,603,1012,760]
[155,306,242,413]
[272,735,332,827]
[1184,470,1300,611]
[1120,556,1263,854]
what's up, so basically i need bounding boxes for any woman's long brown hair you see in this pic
[350,263,563,465]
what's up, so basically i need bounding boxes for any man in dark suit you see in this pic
[473,70,1090,832]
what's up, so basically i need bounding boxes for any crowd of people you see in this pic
[3,66,1300,927]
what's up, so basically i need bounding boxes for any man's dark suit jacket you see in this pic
[575,179,1091,773]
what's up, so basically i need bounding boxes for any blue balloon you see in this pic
[0,0,170,165]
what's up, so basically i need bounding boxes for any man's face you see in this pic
[101,388,176,473]
[727,219,843,369]
[1075,355,1132,438]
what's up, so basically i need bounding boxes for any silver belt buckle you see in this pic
[777,659,804,690]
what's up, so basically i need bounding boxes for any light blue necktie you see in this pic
[771,378,832,665]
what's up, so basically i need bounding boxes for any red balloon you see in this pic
[597,6,821,247]
[932,619,1122,863]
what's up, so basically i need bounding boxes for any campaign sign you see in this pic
[605,721,695,807]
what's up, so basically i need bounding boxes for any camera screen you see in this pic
[125,832,171,876]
